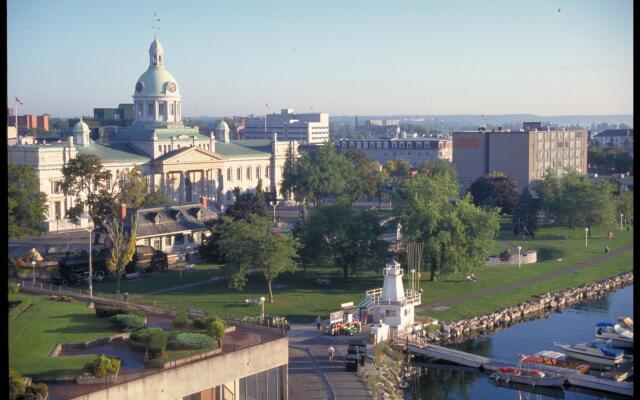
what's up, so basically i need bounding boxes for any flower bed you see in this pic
[77,354,121,385]
[49,294,73,302]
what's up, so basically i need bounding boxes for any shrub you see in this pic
[173,310,188,328]
[147,331,169,359]
[131,327,165,344]
[204,316,226,343]
[110,314,145,331]
[95,305,131,318]
[83,354,121,378]
[27,382,48,398]
[8,283,20,294]
[9,368,26,400]
[173,332,213,350]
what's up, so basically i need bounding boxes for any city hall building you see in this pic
[8,38,299,232]
[452,122,588,193]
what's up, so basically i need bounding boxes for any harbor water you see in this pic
[406,285,634,400]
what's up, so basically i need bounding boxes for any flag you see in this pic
[15,97,23,105]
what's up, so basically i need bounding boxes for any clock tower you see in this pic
[132,38,182,124]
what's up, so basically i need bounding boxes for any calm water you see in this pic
[407,285,633,400]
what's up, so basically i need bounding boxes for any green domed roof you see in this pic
[134,67,181,97]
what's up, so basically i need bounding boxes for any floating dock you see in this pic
[408,342,634,397]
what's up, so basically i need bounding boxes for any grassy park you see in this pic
[90,224,633,324]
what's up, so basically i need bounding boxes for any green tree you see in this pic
[511,187,541,239]
[345,149,384,202]
[117,167,149,207]
[255,179,266,213]
[104,214,138,293]
[613,152,633,173]
[142,190,173,207]
[204,316,227,346]
[61,154,114,226]
[217,215,298,303]
[297,202,388,282]
[467,172,518,214]
[8,164,48,238]
[616,191,633,222]
[393,172,499,281]
[199,220,225,263]
[499,248,512,272]
[225,187,266,220]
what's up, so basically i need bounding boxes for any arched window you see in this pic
[227,168,232,181]
[265,166,270,178]
[246,167,251,180]
[237,167,242,181]
[158,145,162,153]
[256,166,261,179]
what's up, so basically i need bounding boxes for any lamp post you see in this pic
[517,246,522,269]
[620,213,624,231]
[269,200,279,222]
[410,269,415,292]
[260,296,266,321]
[31,260,36,286]
[79,226,94,308]
[585,227,589,247]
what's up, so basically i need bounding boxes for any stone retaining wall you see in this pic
[50,333,131,357]
[424,271,633,345]
[486,250,537,266]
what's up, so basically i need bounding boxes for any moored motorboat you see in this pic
[554,341,624,366]
[519,350,590,374]
[491,367,566,387]
[595,322,634,349]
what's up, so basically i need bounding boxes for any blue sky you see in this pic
[7,0,633,117]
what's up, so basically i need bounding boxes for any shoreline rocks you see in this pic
[427,271,633,345]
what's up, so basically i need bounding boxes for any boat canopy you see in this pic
[596,322,615,327]
[534,350,567,360]
[592,341,623,357]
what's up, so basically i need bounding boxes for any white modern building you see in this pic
[242,108,330,144]
[591,129,633,149]
[8,37,299,232]
[337,136,453,167]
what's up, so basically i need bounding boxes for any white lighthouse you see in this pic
[366,259,421,337]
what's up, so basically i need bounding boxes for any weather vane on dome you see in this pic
[152,12,161,38]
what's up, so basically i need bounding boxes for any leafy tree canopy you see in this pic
[8,164,48,239]
[467,172,518,214]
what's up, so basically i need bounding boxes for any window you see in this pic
[144,238,151,246]
[158,145,162,153]
[237,167,242,181]
[54,201,61,219]
[569,141,575,148]
[227,168,232,181]
[385,310,397,317]
[174,234,185,245]
[51,181,62,194]
[575,132,582,138]
[147,102,154,117]
[247,167,251,180]
[165,236,171,246]
[256,166,261,179]
[265,166,270,178]
[391,142,397,148]
[170,103,174,116]
[159,102,167,119]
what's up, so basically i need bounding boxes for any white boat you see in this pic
[595,322,633,349]
[554,341,624,366]
[491,367,566,387]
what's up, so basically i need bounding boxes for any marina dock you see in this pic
[408,342,634,397]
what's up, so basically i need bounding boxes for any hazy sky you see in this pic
[7,0,633,117]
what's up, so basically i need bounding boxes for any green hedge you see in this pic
[131,327,165,344]
[173,310,188,328]
[8,282,20,294]
[9,368,26,400]
[83,354,121,378]
[147,331,169,359]
[9,300,31,321]
[173,332,213,350]
[95,305,132,318]
[109,314,145,331]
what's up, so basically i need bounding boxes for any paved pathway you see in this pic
[288,324,372,400]
[418,243,632,311]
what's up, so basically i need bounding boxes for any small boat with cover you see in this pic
[490,367,566,387]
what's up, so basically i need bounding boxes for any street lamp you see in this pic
[79,226,94,308]
[585,227,589,247]
[620,213,624,231]
[31,260,36,286]
[410,269,416,292]
[260,296,266,321]
[269,200,280,222]
[517,246,522,269]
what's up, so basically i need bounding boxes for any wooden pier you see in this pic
[408,342,634,397]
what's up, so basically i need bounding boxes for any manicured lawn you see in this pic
[8,293,116,377]
[88,225,633,324]
[425,251,633,321]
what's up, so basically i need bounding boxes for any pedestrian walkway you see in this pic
[418,243,632,311]
[288,324,373,400]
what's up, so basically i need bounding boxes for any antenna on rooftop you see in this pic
[152,12,161,38]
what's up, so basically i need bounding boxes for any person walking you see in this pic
[328,345,335,362]
[316,315,322,330]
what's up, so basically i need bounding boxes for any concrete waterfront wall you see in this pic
[69,336,289,400]
[424,272,633,345]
